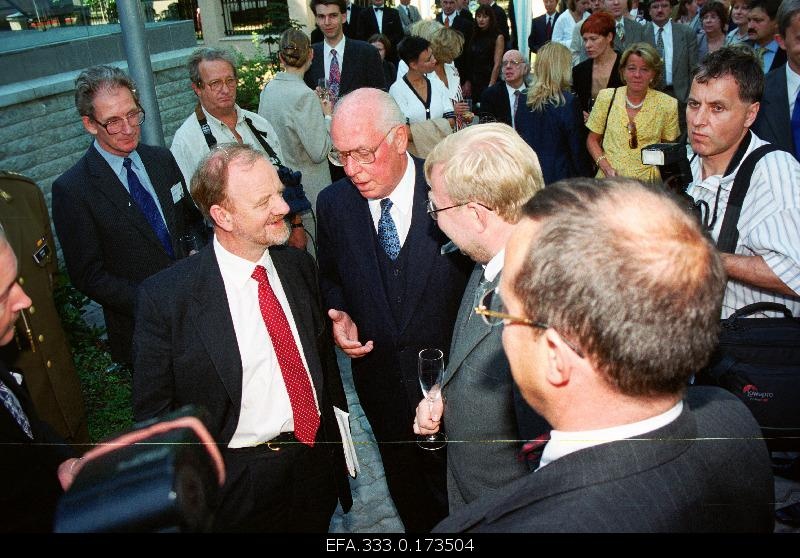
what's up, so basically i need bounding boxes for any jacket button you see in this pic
[46,360,52,368]
[18,276,24,286]
[29,306,35,315]
[38,334,45,343]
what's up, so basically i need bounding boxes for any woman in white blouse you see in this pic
[552,0,591,48]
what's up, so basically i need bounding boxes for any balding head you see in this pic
[330,88,409,200]
[510,178,725,397]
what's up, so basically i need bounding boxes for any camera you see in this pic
[642,142,703,223]
[277,165,311,214]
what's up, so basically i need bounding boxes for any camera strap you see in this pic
[244,117,283,167]
[194,104,283,167]
[194,103,217,149]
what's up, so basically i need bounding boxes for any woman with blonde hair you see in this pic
[515,42,591,184]
[396,19,445,80]
[586,42,679,182]
[258,28,331,254]
[430,26,465,100]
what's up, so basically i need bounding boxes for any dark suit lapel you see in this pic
[270,248,325,398]
[763,70,793,149]
[397,158,439,333]
[189,247,243,410]
[85,145,171,256]
[443,265,495,386]
[501,87,512,124]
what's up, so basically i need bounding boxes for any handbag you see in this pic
[695,140,800,451]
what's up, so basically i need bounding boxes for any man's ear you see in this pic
[542,328,576,388]
[82,116,98,136]
[209,204,233,232]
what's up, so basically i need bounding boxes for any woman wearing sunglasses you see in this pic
[586,42,679,182]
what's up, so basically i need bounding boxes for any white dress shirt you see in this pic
[787,63,800,118]
[653,20,674,86]
[506,83,525,128]
[324,35,346,81]
[484,248,504,282]
[214,237,320,448]
[367,152,416,247]
[374,8,384,33]
[539,401,683,470]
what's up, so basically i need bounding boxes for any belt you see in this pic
[227,431,297,454]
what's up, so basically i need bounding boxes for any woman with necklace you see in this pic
[572,12,624,122]
[586,43,679,182]
[697,1,728,60]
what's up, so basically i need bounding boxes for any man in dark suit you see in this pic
[0,230,80,532]
[132,144,352,532]
[748,0,787,74]
[51,66,204,366]
[437,0,475,93]
[752,0,800,160]
[317,88,471,532]
[414,123,549,512]
[529,0,560,53]
[312,0,362,42]
[357,0,404,55]
[644,0,697,104]
[479,49,528,125]
[305,0,386,96]
[434,178,774,533]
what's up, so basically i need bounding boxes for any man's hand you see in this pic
[328,309,374,357]
[413,397,443,435]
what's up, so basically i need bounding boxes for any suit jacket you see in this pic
[572,52,624,115]
[479,81,513,125]
[436,12,474,83]
[52,143,203,364]
[316,157,471,443]
[0,360,75,532]
[515,90,593,184]
[398,3,421,35]
[614,17,649,52]
[131,244,352,511]
[643,22,697,103]
[442,267,549,510]
[434,387,775,533]
[357,6,404,49]
[752,67,796,157]
[304,38,387,96]
[528,11,560,53]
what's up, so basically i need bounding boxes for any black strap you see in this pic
[716,142,780,253]
[244,117,283,167]
[194,103,217,149]
[193,103,283,167]
[727,302,795,320]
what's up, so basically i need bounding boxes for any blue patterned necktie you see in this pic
[378,198,401,260]
[792,88,800,162]
[123,158,174,259]
[0,379,33,439]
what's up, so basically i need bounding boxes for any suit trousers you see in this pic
[214,430,337,532]
[377,440,448,533]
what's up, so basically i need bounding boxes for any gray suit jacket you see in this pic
[644,22,697,103]
[434,387,774,533]
[442,266,549,511]
[398,4,421,35]
[752,67,796,156]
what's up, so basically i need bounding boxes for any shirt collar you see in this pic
[202,103,244,126]
[539,400,684,469]
[325,35,346,56]
[653,19,671,31]
[787,63,800,100]
[506,83,524,96]
[93,139,142,176]
[483,248,505,282]
[370,152,415,213]
[214,235,274,290]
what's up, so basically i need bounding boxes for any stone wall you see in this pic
[0,48,197,208]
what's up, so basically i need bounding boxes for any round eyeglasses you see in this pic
[328,127,397,167]
[93,109,145,135]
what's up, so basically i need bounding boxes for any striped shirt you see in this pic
[688,132,800,318]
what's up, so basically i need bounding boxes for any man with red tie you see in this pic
[529,0,561,53]
[132,144,352,532]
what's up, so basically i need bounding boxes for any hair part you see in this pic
[514,178,726,397]
[692,45,764,103]
[527,42,572,111]
[424,123,545,223]
[74,65,139,117]
[187,47,238,86]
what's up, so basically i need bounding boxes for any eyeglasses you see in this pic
[201,77,237,92]
[474,287,585,358]
[627,121,638,149]
[426,197,492,220]
[328,126,397,167]
[502,60,525,67]
[92,109,145,135]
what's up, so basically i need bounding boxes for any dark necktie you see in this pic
[0,379,33,439]
[512,89,522,129]
[251,265,320,446]
[329,49,341,103]
[792,88,800,162]
[123,158,174,259]
[444,15,450,28]
[378,198,401,260]
[546,16,553,40]
[656,26,664,58]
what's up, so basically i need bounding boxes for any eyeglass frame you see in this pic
[502,59,525,67]
[328,126,399,167]
[426,197,493,220]
[198,77,238,92]
[627,121,638,149]
[474,287,585,358]
[90,108,146,135]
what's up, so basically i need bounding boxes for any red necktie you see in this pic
[518,432,551,468]
[546,16,553,40]
[252,265,320,446]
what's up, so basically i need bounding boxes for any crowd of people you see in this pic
[2,0,800,535]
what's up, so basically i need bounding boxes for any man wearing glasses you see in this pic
[434,177,774,532]
[52,66,202,366]
[316,88,471,532]
[478,50,529,126]
[413,123,549,513]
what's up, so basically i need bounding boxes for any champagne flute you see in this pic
[316,78,330,101]
[417,348,447,450]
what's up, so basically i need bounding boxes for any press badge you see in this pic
[32,236,51,266]
[171,182,184,204]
